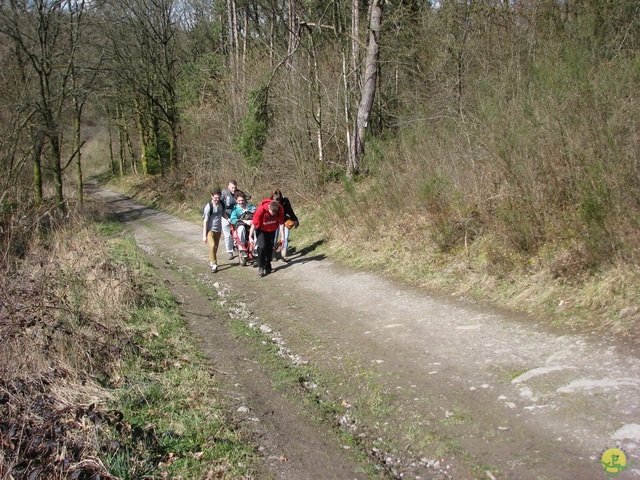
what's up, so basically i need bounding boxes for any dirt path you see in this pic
[88,185,640,480]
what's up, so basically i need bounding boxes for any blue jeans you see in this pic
[274,227,290,253]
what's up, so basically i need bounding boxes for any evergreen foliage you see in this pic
[237,86,271,168]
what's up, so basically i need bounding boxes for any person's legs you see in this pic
[237,224,247,247]
[255,229,266,275]
[207,231,216,264]
[282,227,291,259]
[221,217,234,258]
[264,231,275,273]
[273,229,280,261]
[207,230,221,271]
[212,230,221,264]
[256,230,276,275]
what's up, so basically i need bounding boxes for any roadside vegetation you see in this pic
[1,1,639,475]
[0,207,257,479]
[109,159,640,342]
[2,1,638,340]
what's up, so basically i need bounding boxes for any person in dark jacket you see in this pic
[271,189,299,262]
[249,198,285,277]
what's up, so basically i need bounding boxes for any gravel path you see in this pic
[89,185,640,480]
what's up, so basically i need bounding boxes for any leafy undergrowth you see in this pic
[0,213,257,479]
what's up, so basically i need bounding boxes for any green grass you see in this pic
[95,217,128,236]
[438,407,471,426]
[98,231,258,479]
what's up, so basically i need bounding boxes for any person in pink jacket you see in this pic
[249,198,285,277]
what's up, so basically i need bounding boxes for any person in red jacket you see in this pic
[249,198,285,277]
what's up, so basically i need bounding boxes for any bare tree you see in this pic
[350,0,382,176]
[68,0,104,208]
[104,0,185,175]
[0,0,94,213]
[0,17,34,206]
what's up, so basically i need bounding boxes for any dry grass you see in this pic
[111,171,640,341]
[281,178,640,341]
[1,207,258,479]
[0,218,140,479]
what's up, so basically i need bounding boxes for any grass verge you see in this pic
[0,212,257,479]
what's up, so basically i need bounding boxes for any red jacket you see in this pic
[252,198,284,232]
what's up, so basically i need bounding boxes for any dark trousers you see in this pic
[256,229,275,270]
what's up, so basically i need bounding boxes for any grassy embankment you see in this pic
[0,208,258,479]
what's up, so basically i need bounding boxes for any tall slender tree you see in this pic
[104,0,185,175]
[350,0,382,176]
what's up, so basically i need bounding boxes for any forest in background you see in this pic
[3,2,639,477]
[1,0,639,332]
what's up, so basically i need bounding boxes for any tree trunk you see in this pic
[151,113,162,176]
[74,99,84,209]
[227,0,238,113]
[31,129,44,207]
[169,123,177,173]
[350,0,382,177]
[227,0,240,80]
[118,104,136,174]
[269,4,275,68]
[343,52,353,177]
[243,4,248,88]
[107,112,116,175]
[50,134,66,215]
[125,120,137,175]
[345,0,359,176]
[117,103,126,176]
[308,32,324,172]
[135,98,149,175]
[287,0,298,67]
[351,0,360,86]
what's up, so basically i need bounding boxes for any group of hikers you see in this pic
[201,180,299,277]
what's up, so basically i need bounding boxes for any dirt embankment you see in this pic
[89,184,640,480]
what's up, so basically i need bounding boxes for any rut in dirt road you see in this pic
[89,185,640,480]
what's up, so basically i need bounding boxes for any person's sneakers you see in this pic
[258,268,265,277]
[265,265,272,274]
[211,263,218,273]
[227,252,234,260]
[282,256,290,262]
